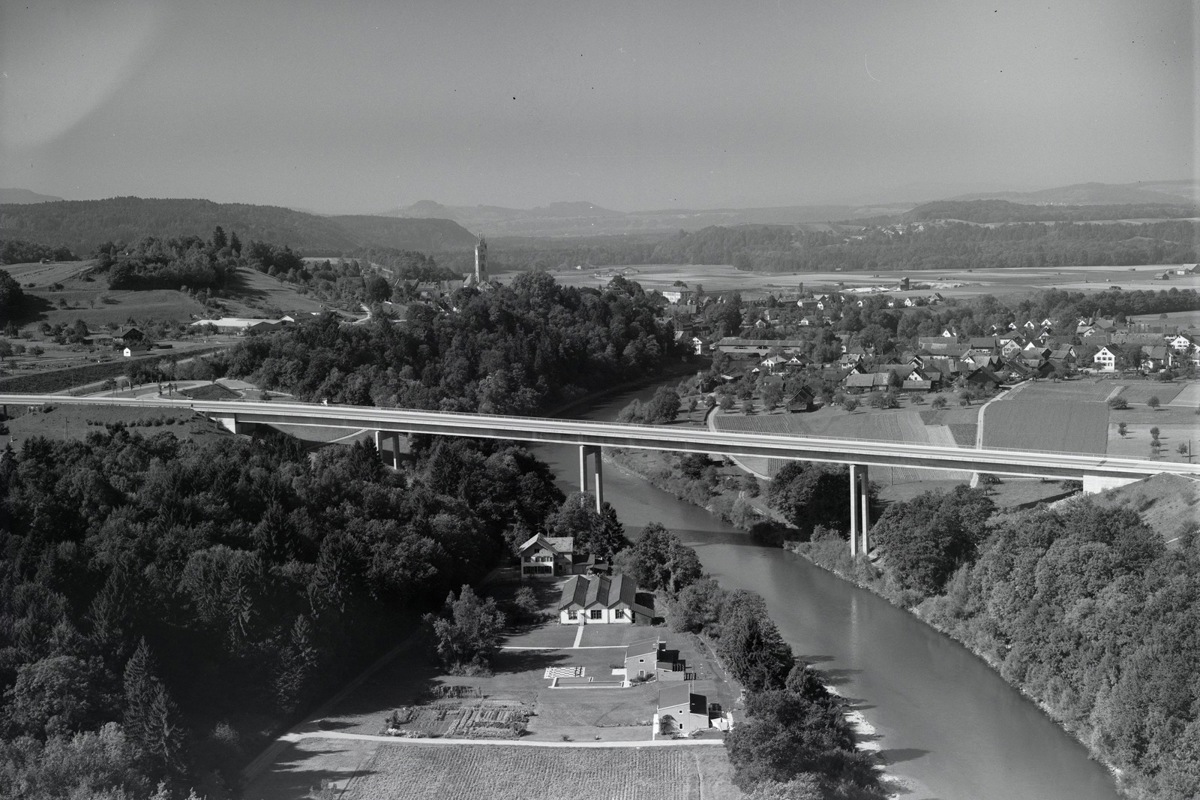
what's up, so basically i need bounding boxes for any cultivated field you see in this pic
[343,744,723,800]
[242,738,740,800]
[982,396,1110,454]
[528,262,1199,300]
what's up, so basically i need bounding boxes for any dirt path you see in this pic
[282,729,724,748]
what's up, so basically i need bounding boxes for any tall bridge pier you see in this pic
[849,464,870,557]
[374,430,405,469]
[579,445,603,512]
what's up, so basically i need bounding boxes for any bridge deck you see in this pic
[3,394,1195,482]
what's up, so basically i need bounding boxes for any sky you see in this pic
[0,0,1195,213]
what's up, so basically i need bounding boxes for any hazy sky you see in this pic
[1,0,1195,213]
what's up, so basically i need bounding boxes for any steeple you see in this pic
[474,237,488,284]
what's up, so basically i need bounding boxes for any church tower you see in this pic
[474,237,488,284]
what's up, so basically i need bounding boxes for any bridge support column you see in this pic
[578,445,604,513]
[849,464,859,557]
[218,415,248,434]
[859,464,871,554]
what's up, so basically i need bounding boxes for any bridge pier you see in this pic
[578,445,603,512]
[216,414,249,434]
[849,464,870,556]
[373,430,405,469]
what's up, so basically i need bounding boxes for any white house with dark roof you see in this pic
[657,684,710,735]
[518,534,575,578]
[558,574,653,624]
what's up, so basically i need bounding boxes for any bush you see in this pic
[1107,396,1129,410]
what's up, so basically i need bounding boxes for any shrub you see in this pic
[1107,396,1128,410]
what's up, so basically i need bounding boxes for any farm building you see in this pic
[518,534,575,578]
[657,685,710,735]
[558,574,653,625]
[625,638,689,683]
[188,317,294,335]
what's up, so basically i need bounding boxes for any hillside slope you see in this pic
[0,197,476,255]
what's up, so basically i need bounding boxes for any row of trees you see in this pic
[862,489,1200,799]
[0,426,564,797]
[645,219,1198,273]
[0,239,78,265]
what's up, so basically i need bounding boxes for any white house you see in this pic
[657,684,709,735]
[558,574,653,625]
[518,534,575,578]
[1093,345,1120,372]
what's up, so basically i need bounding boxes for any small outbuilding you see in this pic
[657,684,710,735]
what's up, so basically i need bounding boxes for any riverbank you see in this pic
[785,536,1133,797]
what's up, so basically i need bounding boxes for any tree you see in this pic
[719,394,736,412]
[211,226,228,251]
[718,592,794,693]
[1148,396,1161,410]
[423,585,506,673]
[643,386,682,424]
[122,640,186,781]
[1177,442,1189,457]
[762,382,784,411]
[1150,426,1160,442]
[1108,396,1129,410]
[842,396,860,412]
[1118,421,1127,437]
[931,396,948,411]
[365,274,391,303]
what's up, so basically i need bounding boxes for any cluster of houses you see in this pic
[702,313,1200,398]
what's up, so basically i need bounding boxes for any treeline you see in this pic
[0,427,564,798]
[0,239,78,265]
[900,200,1199,225]
[211,272,678,414]
[644,220,1199,273]
[95,230,241,291]
[616,525,884,798]
[0,269,23,314]
[803,487,1200,799]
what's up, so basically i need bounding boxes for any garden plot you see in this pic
[382,696,532,740]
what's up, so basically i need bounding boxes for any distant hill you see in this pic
[0,188,64,204]
[386,200,899,237]
[949,181,1197,207]
[0,197,477,255]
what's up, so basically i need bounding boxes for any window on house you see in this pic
[590,609,602,620]
[614,608,625,618]
[567,610,577,620]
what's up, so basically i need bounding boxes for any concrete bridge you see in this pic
[5,394,1196,556]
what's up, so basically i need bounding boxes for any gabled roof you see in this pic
[519,534,573,555]
[658,684,707,715]
[626,638,661,658]
[558,573,652,616]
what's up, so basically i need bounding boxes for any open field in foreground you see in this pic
[243,738,740,800]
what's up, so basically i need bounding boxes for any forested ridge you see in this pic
[212,272,679,414]
[0,197,476,256]
[800,488,1200,799]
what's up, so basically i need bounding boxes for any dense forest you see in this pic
[0,198,476,256]
[94,232,242,292]
[0,427,564,798]
[211,272,679,414]
[798,487,1200,800]
[646,219,1199,273]
[0,240,78,265]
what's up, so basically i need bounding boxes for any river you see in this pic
[537,383,1121,800]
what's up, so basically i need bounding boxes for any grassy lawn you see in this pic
[243,739,742,800]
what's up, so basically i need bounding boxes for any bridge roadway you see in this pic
[3,393,1197,485]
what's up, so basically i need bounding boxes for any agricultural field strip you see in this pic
[285,730,723,747]
[3,394,1194,478]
